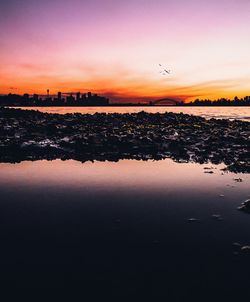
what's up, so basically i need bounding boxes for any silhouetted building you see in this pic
[66,94,75,103]
[1,92,250,107]
[76,92,80,101]
[58,92,62,101]
[23,93,29,100]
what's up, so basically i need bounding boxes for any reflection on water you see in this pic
[14,106,250,121]
[0,159,250,298]
[0,159,249,192]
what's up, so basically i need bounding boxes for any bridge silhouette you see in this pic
[151,98,179,106]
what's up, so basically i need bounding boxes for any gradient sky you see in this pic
[1,0,250,102]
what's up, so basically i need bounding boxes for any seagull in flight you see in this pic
[159,64,171,75]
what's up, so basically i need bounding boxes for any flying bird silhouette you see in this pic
[159,64,171,75]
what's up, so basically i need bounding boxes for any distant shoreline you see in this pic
[4,104,250,107]
[1,93,250,107]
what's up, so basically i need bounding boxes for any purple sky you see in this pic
[1,0,250,101]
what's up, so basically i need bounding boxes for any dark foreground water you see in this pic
[0,159,250,300]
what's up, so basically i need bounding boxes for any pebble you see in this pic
[187,218,200,223]
[234,178,243,182]
[241,246,250,254]
[211,214,223,221]
[232,242,241,248]
[237,199,250,213]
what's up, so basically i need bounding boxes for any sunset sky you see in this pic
[1,0,250,102]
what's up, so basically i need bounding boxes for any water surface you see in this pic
[14,106,250,121]
[0,159,250,299]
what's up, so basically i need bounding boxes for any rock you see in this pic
[211,214,222,221]
[241,246,250,254]
[232,242,241,248]
[187,218,200,223]
[237,199,250,213]
[234,178,243,182]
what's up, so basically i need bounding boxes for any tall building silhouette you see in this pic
[76,92,80,101]
[58,92,62,101]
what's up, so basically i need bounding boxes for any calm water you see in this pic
[0,159,250,299]
[14,106,250,121]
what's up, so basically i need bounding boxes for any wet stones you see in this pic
[0,107,249,170]
[232,243,250,255]
[237,199,250,213]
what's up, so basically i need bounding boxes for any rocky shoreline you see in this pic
[0,107,249,172]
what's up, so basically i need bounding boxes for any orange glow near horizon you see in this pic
[1,75,249,103]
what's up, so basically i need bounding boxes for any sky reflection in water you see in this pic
[0,159,250,298]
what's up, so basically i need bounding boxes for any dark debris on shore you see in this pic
[0,107,249,173]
